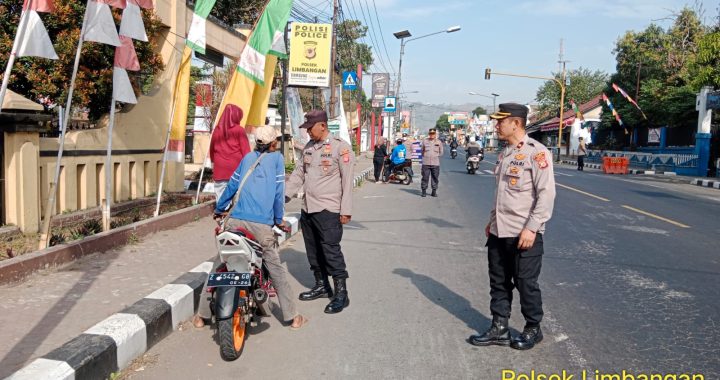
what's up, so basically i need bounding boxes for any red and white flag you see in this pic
[114,36,140,71]
[23,0,56,13]
[84,0,121,46]
[119,0,148,41]
[17,10,58,59]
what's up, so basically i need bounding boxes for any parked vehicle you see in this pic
[208,221,283,361]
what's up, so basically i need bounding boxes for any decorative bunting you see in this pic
[17,11,58,59]
[84,0,121,46]
[96,0,127,8]
[114,36,140,71]
[129,0,154,9]
[603,93,627,134]
[112,67,137,104]
[186,0,217,53]
[570,99,585,122]
[23,0,55,13]
[119,1,148,41]
[612,83,647,119]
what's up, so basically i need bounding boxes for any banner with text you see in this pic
[289,23,332,87]
[371,73,389,108]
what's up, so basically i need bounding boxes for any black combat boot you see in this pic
[468,316,510,346]
[324,278,349,314]
[421,189,427,197]
[510,325,543,350]
[431,189,437,197]
[299,272,333,301]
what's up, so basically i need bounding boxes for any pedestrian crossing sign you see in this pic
[342,71,358,90]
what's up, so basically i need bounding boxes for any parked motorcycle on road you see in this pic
[207,219,285,361]
[383,157,413,185]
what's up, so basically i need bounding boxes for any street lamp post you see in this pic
[393,26,460,136]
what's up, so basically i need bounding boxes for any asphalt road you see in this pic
[123,148,720,380]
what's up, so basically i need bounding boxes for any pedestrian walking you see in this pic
[468,103,556,350]
[194,126,307,330]
[373,136,388,182]
[209,104,251,202]
[577,137,587,171]
[420,128,443,197]
[286,110,354,314]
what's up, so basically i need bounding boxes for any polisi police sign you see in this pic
[342,71,358,90]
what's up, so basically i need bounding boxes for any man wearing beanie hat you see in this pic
[194,126,308,330]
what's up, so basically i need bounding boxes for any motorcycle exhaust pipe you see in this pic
[254,288,268,304]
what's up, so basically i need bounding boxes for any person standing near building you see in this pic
[210,104,251,201]
[577,136,587,171]
[286,110,354,314]
[420,129,443,197]
[373,137,387,182]
[468,103,556,350]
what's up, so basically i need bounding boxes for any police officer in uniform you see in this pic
[468,103,556,350]
[286,110,354,314]
[420,129,443,197]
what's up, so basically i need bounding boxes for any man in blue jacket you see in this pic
[193,126,307,330]
[385,138,409,181]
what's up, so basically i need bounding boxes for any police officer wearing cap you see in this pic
[420,128,443,197]
[286,110,354,314]
[468,103,556,350]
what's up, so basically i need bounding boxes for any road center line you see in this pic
[555,172,574,177]
[621,205,691,228]
[556,183,611,202]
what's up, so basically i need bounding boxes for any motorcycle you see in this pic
[382,157,413,185]
[466,154,481,174]
[208,219,283,361]
[450,148,458,159]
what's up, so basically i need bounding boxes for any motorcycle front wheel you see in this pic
[218,303,247,361]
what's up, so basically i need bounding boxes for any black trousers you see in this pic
[300,210,348,279]
[486,234,544,326]
[578,155,585,170]
[373,158,384,181]
[421,165,440,191]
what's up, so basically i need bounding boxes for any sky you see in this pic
[307,0,718,110]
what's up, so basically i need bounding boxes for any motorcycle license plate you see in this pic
[207,272,252,287]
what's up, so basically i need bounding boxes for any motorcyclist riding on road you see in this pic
[466,137,482,157]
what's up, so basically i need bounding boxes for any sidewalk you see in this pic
[0,154,374,379]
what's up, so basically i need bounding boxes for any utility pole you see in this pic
[280,21,289,158]
[329,0,339,118]
[558,39,569,158]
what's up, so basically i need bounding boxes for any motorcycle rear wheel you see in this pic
[219,304,247,361]
[402,171,412,185]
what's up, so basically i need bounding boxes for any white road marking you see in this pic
[555,172,574,177]
[362,195,385,199]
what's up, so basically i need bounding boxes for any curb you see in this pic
[6,166,374,380]
[691,179,720,189]
[559,160,677,176]
[0,202,215,286]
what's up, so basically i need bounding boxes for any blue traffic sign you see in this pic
[342,71,358,90]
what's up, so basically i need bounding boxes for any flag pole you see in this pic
[37,3,90,247]
[0,4,33,110]
[38,106,63,248]
[154,78,179,216]
[103,98,117,229]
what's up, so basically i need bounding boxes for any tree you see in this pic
[0,0,165,121]
[472,106,487,117]
[209,0,265,27]
[602,7,711,134]
[435,114,450,132]
[535,67,608,117]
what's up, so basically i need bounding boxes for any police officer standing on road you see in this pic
[420,128,443,197]
[468,103,556,350]
[286,110,354,314]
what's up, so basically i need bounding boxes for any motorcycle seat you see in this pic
[230,226,257,242]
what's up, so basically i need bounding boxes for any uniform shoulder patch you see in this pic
[533,151,549,169]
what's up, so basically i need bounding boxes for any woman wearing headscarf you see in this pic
[373,136,388,182]
[210,104,251,200]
